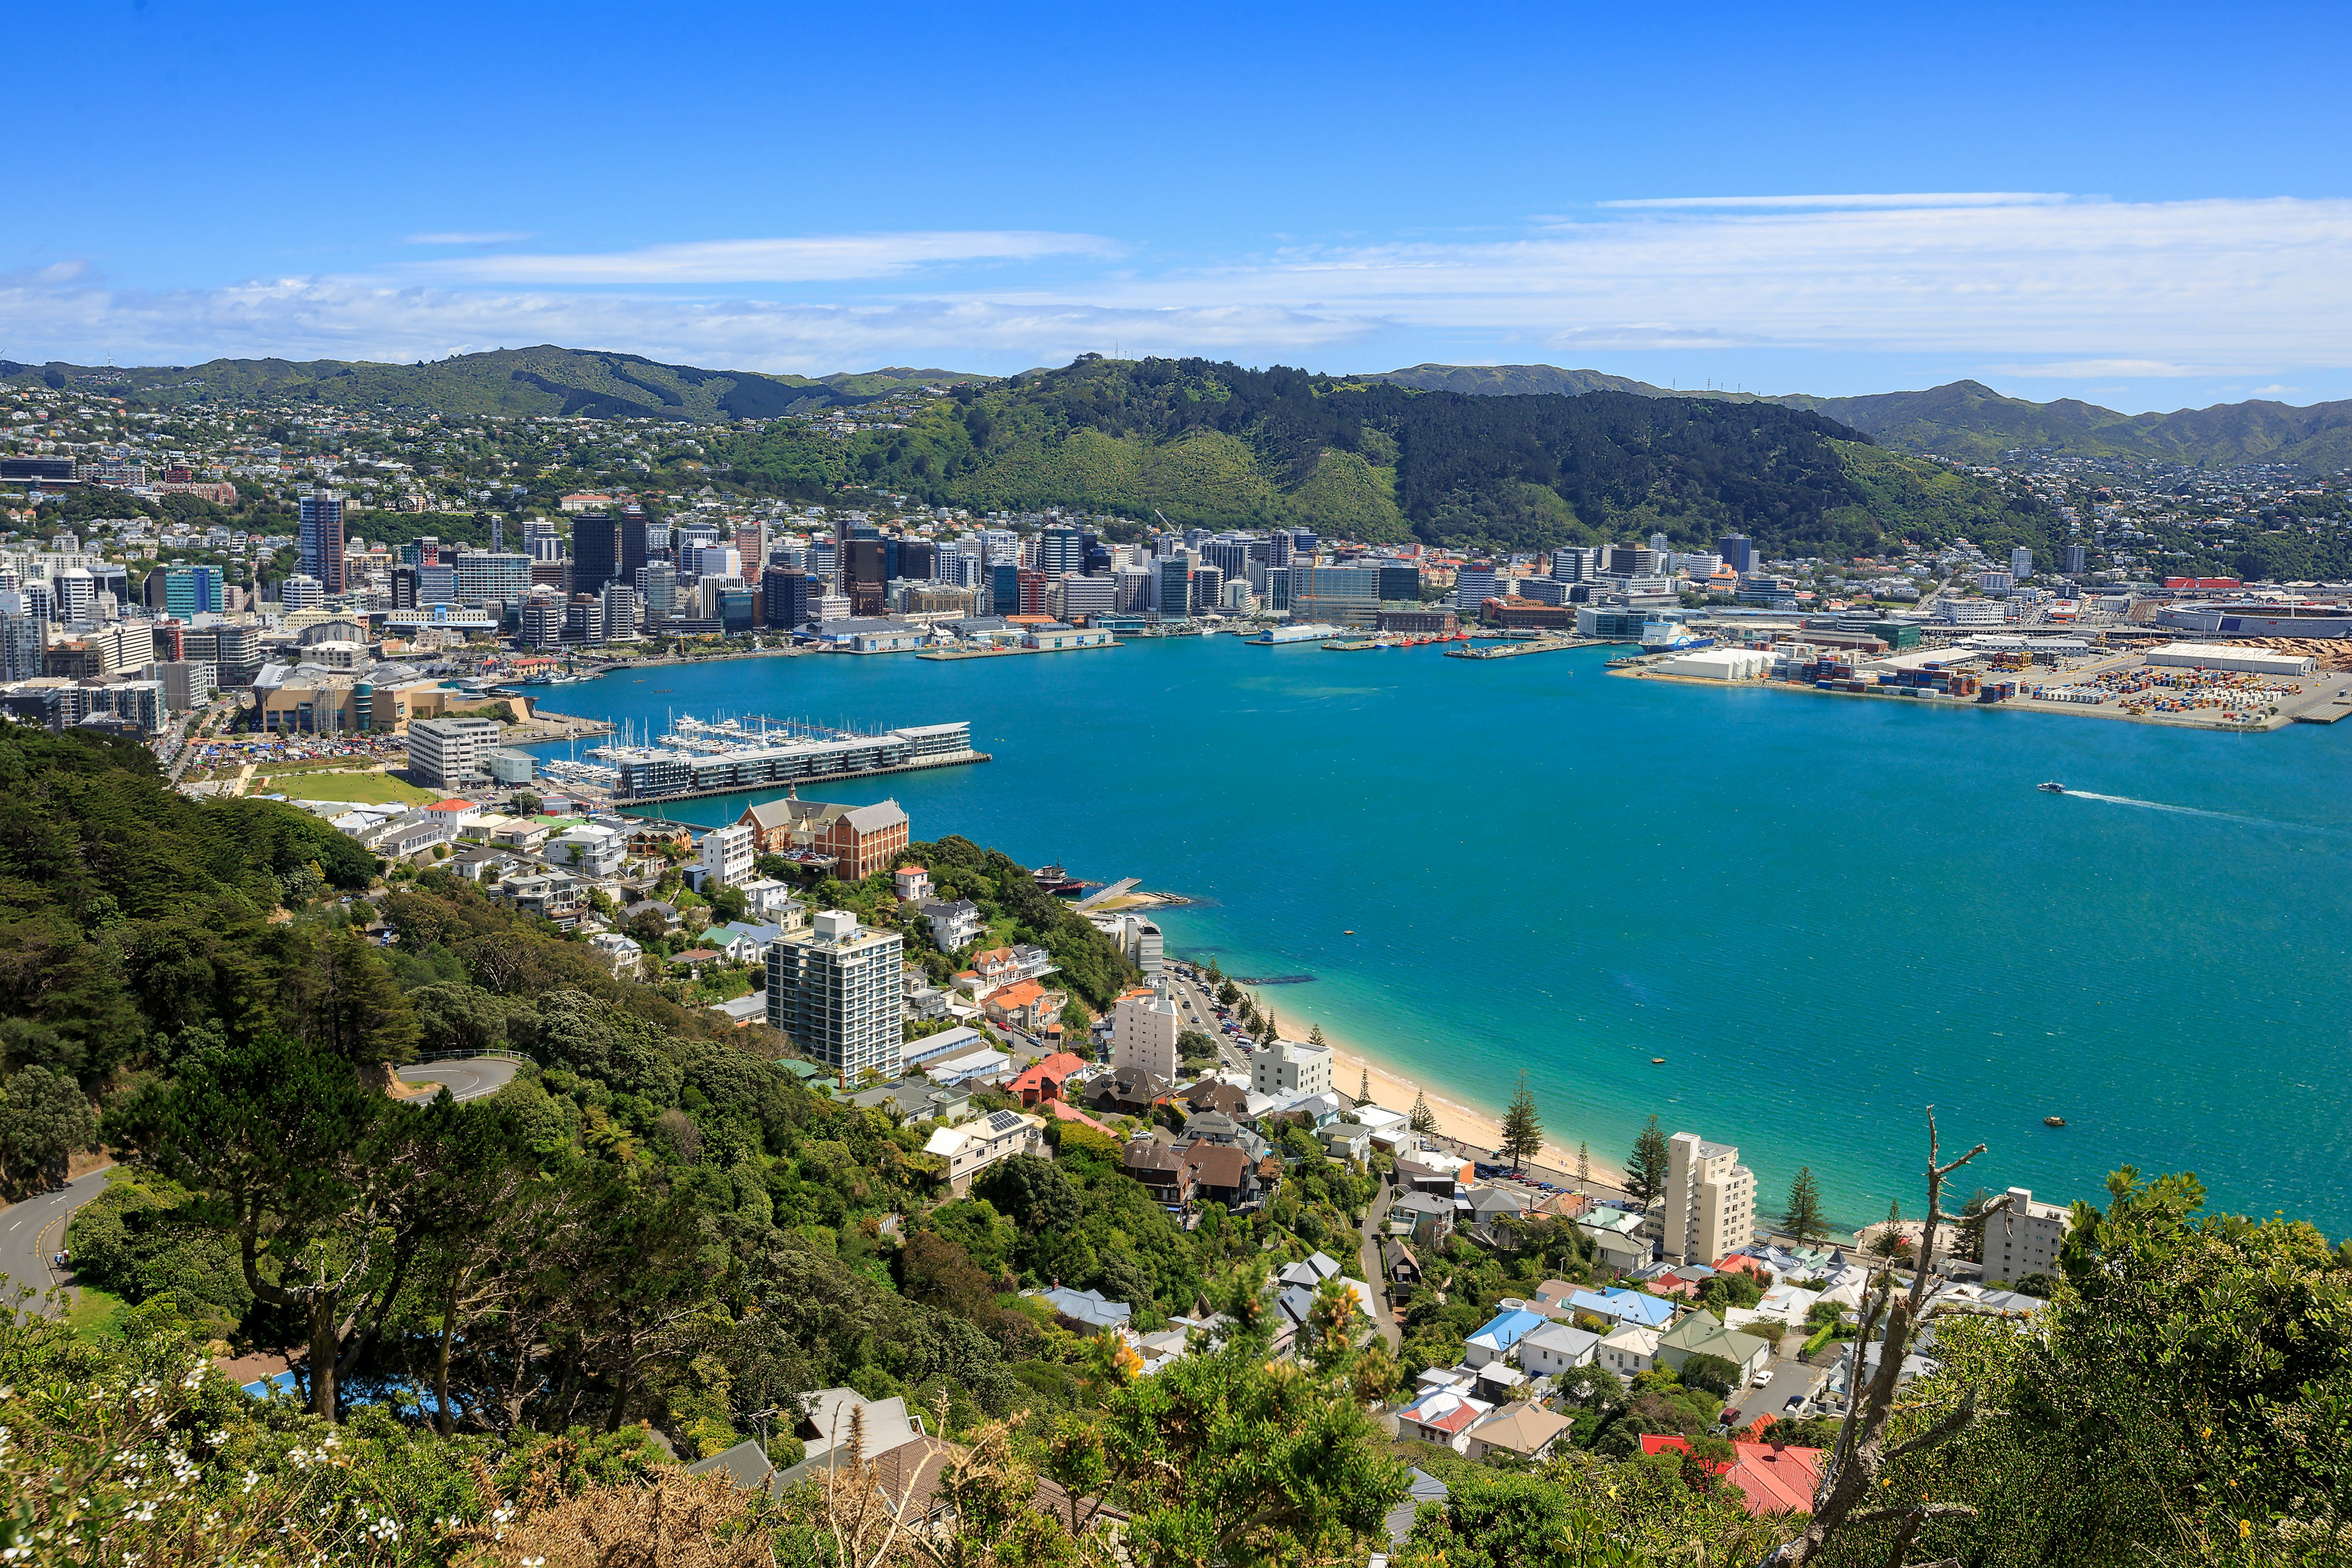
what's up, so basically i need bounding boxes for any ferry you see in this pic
[1638,620,1714,654]
[1248,623,1346,646]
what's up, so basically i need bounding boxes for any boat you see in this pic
[2038,781,2067,793]
[2045,1115,2067,1128]
[1651,1057,1666,1065]
[1638,620,1713,654]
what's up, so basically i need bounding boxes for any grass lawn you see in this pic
[66,1286,131,1341]
[264,771,436,805]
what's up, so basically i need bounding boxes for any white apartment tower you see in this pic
[1659,1131,1755,1265]
[1253,1038,1333,1101]
[1111,978,1181,1082]
[698,823,755,889]
[1981,1186,2070,1285]
[405,715,503,789]
[767,910,905,1084]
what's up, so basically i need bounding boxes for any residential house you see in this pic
[493,870,587,927]
[1637,1435,1825,1518]
[619,898,678,931]
[892,865,932,902]
[1384,1469,1452,1548]
[1121,1139,1196,1208]
[1597,1321,1663,1377]
[707,992,767,1027]
[546,822,628,877]
[922,1045,1014,1089]
[1030,1286,1131,1333]
[1276,1253,1344,1291]
[922,1108,1044,1195]
[1395,1389,1493,1454]
[1180,1142,1261,1208]
[1008,1051,1086,1107]
[1516,1321,1602,1378]
[918,897,982,953]
[1389,1189,1456,1246]
[1381,1238,1423,1287]
[1464,1404,1572,1464]
[1463,1308,1547,1370]
[704,920,783,965]
[1084,1070,1173,1116]
[1319,1122,1372,1162]
[981,979,1066,1035]
[736,878,807,929]
[588,932,644,978]
[1656,1310,1772,1385]
[1183,1079,1250,1118]
[1395,1149,1472,1193]
[1566,1288,1678,1330]
[1577,1207,1653,1272]
[904,1025,989,1071]
[962,943,1057,995]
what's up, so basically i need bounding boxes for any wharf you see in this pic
[1444,636,1611,660]
[608,748,992,810]
[916,643,1122,661]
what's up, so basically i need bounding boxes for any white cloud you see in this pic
[12,196,2352,381]
[1597,192,2072,210]
[423,231,1124,285]
[0,273,1360,374]
[404,231,533,245]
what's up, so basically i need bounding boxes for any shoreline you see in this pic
[1305,1024,1628,1188]
[1615,666,2310,733]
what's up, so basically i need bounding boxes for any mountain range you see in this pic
[1370,364,2352,469]
[9,344,2348,473]
[0,345,988,422]
[719,356,2054,560]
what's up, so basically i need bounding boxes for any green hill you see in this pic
[0,347,989,422]
[744,356,2051,557]
[1373,365,2352,467]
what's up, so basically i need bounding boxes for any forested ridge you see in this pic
[0,724,2347,1566]
[718,356,2056,559]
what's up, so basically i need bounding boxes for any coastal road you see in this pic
[0,1166,116,1312]
[399,1056,523,1102]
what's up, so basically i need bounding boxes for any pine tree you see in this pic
[1308,1023,1327,1049]
[1409,1090,1438,1136]
[1500,1071,1543,1174]
[1357,1067,1370,1105]
[1782,1166,1825,1247]
[1577,1141,1591,1190]
[1626,1115,1671,1208]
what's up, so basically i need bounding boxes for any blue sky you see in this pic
[9,1,2350,411]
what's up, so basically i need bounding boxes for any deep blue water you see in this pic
[527,639,2352,1235]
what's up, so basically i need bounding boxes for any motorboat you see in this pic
[2045,1116,2067,1128]
[2038,781,2066,793]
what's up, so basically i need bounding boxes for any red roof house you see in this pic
[1009,1051,1087,1107]
[1638,1434,1823,1516]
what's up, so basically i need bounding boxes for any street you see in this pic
[0,1167,115,1314]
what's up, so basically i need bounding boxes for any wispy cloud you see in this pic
[12,196,2352,386]
[1598,192,2072,210]
[423,231,1125,285]
[403,231,533,245]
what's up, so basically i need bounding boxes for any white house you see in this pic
[588,932,644,977]
[922,1108,1044,1194]
[1515,1321,1602,1378]
[548,823,629,878]
[1596,1321,1662,1378]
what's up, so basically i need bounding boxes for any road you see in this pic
[0,1166,116,1312]
[398,1056,523,1101]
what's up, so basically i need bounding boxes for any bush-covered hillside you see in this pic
[727,356,2054,557]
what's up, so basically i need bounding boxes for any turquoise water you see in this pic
[528,639,2352,1235]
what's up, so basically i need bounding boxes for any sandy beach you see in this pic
[1315,1030,1628,1189]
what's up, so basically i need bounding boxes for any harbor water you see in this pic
[527,638,2352,1236]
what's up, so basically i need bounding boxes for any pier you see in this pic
[1444,635,1614,660]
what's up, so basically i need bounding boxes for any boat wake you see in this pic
[2062,790,2346,836]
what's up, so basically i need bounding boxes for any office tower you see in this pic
[1660,1132,1755,1265]
[899,539,937,581]
[453,552,532,608]
[1016,567,1046,616]
[487,513,505,552]
[767,910,906,1083]
[761,567,818,630]
[1376,564,1419,603]
[1267,530,1293,568]
[1191,564,1223,612]
[573,514,622,595]
[990,562,1022,616]
[1649,531,1669,554]
[2010,546,2035,578]
[298,494,347,592]
[845,539,886,616]
[1454,562,1499,611]
[281,575,324,612]
[1156,556,1191,618]
[391,567,418,609]
[622,506,650,582]
[1716,535,1756,575]
[0,601,40,681]
[1041,525,1088,578]
[637,562,679,622]
[1605,545,1660,576]
[2064,544,2086,575]
[1262,564,1291,612]
[600,583,639,637]
[163,567,221,620]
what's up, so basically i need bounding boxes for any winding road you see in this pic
[0,1166,116,1313]
[398,1056,524,1101]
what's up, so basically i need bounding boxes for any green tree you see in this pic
[1409,1091,1438,1137]
[0,1065,100,1193]
[1676,1351,1741,1396]
[281,924,420,1077]
[1626,1115,1670,1208]
[1499,1071,1543,1174]
[1100,1327,1407,1567]
[103,1031,412,1420]
[1781,1165,1825,1247]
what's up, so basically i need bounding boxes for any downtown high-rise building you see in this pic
[299,494,347,593]
[573,514,622,595]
